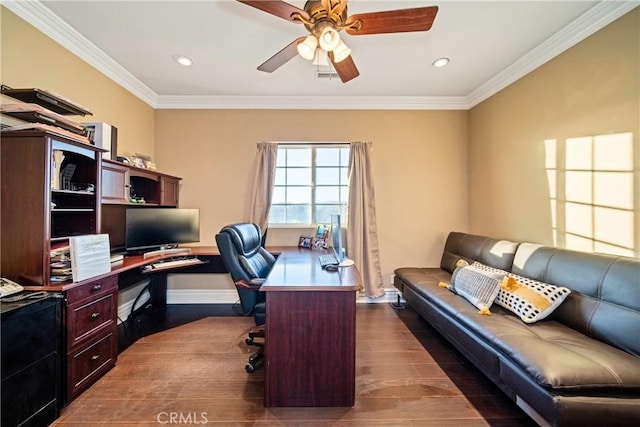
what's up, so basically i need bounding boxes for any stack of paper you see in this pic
[69,234,111,282]
[50,244,72,282]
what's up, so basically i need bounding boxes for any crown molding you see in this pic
[154,95,469,110]
[466,1,639,108]
[2,0,158,107]
[4,1,637,111]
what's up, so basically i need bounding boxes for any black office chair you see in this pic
[215,223,275,373]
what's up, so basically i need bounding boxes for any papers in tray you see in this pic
[0,103,86,134]
[1,122,91,143]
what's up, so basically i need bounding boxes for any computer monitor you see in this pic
[125,208,200,253]
[330,214,354,267]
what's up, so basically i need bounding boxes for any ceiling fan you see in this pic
[237,0,438,83]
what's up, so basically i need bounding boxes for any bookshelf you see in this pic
[101,159,181,206]
[0,129,104,285]
[101,159,181,250]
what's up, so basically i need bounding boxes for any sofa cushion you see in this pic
[440,232,519,273]
[398,268,640,391]
[449,264,503,313]
[445,292,640,391]
[512,243,640,357]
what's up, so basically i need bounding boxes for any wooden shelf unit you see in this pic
[1,128,182,409]
[101,159,181,206]
[0,130,103,285]
[101,159,181,250]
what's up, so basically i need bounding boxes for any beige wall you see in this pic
[155,109,470,287]
[1,6,470,294]
[6,4,636,296]
[468,9,639,251]
[0,8,155,157]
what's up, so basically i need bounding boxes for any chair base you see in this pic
[245,326,265,373]
[245,350,264,373]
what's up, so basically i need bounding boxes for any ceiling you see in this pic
[5,1,637,109]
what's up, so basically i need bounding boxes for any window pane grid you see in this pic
[269,145,349,225]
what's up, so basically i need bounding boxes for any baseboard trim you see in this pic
[357,288,401,304]
[118,287,399,320]
[163,288,399,304]
[167,289,239,305]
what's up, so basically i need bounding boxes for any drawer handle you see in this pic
[91,355,100,361]
[92,284,102,291]
[91,312,101,319]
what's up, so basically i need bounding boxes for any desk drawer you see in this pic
[67,332,116,400]
[66,276,117,305]
[67,293,116,347]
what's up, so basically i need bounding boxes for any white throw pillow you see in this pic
[450,263,504,313]
[495,274,571,323]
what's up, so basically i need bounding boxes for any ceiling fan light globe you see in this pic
[318,26,341,51]
[297,35,318,61]
[332,40,351,63]
[432,57,450,68]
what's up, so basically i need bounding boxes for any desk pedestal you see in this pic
[265,290,356,407]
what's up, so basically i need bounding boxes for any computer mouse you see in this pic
[325,264,339,272]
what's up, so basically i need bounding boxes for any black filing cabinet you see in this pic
[1,295,62,427]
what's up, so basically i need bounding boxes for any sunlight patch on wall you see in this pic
[545,132,636,257]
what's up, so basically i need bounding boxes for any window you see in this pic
[269,144,349,225]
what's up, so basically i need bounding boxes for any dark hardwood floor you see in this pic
[53,303,535,426]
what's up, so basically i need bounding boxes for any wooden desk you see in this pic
[21,247,219,403]
[262,248,361,407]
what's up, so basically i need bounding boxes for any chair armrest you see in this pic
[235,279,263,291]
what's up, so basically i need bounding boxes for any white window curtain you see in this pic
[347,141,384,298]
[248,141,278,235]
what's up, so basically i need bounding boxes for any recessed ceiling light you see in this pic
[173,54,193,67]
[432,57,450,68]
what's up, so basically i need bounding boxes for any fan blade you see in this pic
[329,52,359,83]
[346,6,438,35]
[237,0,309,23]
[257,37,306,73]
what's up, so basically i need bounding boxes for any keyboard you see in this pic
[143,257,202,271]
[318,253,339,268]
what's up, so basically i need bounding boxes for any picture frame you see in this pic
[132,156,146,169]
[144,160,157,170]
[132,153,153,169]
[312,224,329,249]
[298,235,312,249]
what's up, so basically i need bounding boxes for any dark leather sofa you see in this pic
[394,232,640,427]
